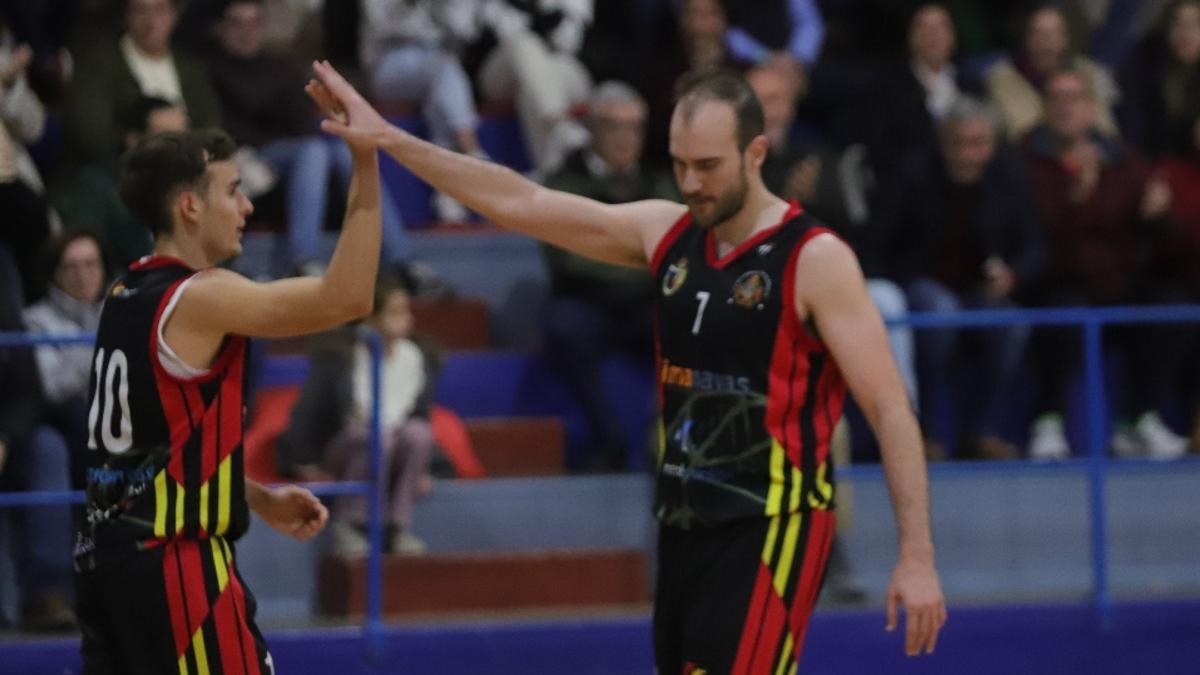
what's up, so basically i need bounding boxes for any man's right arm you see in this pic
[169,147,382,346]
[381,129,684,267]
[308,60,686,267]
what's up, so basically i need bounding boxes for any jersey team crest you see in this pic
[730,270,771,309]
[662,257,689,296]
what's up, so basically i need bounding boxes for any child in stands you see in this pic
[278,272,437,555]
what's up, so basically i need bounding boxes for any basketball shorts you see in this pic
[77,537,274,675]
[654,509,836,674]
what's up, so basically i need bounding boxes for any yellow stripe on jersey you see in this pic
[211,538,229,593]
[788,466,803,512]
[191,627,211,675]
[766,439,786,515]
[774,633,795,675]
[216,455,232,535]
[175,482,186,536]
[809,461,833,510]
[154,472,168,538]
[773,512,802,596]
[199,481,210,534]
[761,514,781,565]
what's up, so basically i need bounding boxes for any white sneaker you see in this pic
[1110,426,1144,458]
[330,521,369,558]
[390,530,427,556]
[1028,414,1071,461]
[1136,412,1188,460]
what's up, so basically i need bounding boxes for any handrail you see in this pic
[4,303,1200,639]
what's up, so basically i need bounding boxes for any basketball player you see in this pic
[74,76,383,672]
[310,61,946,672]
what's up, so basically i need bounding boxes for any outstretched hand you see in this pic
[886,558,947,656]
[305,60,394,150]
[253,484,329,542]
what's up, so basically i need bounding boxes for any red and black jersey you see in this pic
[651,203,847,528]
[77,256,249,570]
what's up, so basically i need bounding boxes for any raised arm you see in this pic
[310,60,685,268]
[793,234,946,656]
[170,145,382,346]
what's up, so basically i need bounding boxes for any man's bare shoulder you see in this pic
[793,233,865,314]
[613,199,688,262]
[622,199,689,228]
[797,231,855,267]
[183,267,251,296]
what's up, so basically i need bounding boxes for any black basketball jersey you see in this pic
[76,256,249,569]
[651,203,847,528]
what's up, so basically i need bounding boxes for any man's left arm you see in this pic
[246,479,329,542]
[794,233,946,656]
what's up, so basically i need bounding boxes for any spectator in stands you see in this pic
[747,63,920,417]
[643,0,747,168]
[53,96,182,274]
[0,244,75,632]
[174,0,324,61]
[985,4,1121,142]
[1023,68,1191,460]
[476,0,594,174]
[0,23,51,303]
[540,82,672,471]
[1119,0,1200,158]
[875,3,973,175]
[1159,113,1200,296]
[1158,112,1200,450]
[723,0,824,70]
[23,232,106,490]
[277,274,437,555]
[360,0,484,223]
[64,0,221,175]
[0,0,75,105]
[209,0,411,275]
[895,97,1044,459]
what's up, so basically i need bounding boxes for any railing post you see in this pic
[364,330,385,657]
[1082,319,1113,631]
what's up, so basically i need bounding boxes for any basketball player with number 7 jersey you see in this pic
[75,66,383,674]
[302,59,947,672]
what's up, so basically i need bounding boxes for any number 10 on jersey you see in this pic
[88,347,133,453]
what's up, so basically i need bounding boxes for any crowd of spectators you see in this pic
[3,0,1200,631]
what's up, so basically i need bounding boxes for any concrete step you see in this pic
[465,417,564,476]
[317,548,649,617]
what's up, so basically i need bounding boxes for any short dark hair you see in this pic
[673,70,765,151]
[119,129,238,237]
[118,95,177,136]
[372,269,414,315]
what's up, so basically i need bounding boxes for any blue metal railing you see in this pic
[3,304,1200,639]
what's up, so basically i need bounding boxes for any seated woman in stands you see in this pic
[277,273,438,555]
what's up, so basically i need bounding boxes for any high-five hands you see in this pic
[305,60,396,151]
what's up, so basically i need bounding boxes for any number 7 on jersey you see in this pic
[692,291,711,335]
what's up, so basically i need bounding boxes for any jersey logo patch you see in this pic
[729,270,771,309]
[662,257,689,296]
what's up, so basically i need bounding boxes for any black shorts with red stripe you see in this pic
[77,537,273,675]
[653,509,835,675]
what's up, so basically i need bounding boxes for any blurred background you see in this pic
[1,0,1199,673]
